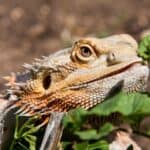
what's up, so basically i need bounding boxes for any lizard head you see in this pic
[7,34,148,116]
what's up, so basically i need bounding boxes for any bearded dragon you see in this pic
[0,34,149,150]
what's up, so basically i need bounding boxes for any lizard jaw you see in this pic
[49,58,142,92]
[66,58,142,89]
[97,58,142,80]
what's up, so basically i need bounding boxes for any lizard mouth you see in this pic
[69,58,142,89]
[97,59,142,80]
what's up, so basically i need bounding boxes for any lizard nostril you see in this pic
[107,52,116,65]
[43,75,51,90]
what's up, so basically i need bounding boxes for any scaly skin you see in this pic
[5,34,149,116]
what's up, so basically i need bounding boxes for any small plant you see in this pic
[138,35,150,62]
[9,116,44,150]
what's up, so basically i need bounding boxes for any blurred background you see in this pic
[0,0,150,89]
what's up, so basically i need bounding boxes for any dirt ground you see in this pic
[0,0,150,89]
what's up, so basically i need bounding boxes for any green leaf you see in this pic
[138,35,150,61]
[9,116,43,150]
[75,123,114,140]
[75,129,98,140]
[73,141,109,150]
[25,135,37,150]
[22,125,41,137]
[98,123,114,138]
[73,142,89,150]
[88,140,109,150]
[90,92,150,116]
[63,108,87,131]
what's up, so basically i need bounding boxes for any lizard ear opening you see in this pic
[43,75,51,90]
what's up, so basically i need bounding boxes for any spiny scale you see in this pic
[15,104,29,114]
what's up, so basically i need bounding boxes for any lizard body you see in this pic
[1,34,149,150]
[6,34,149,116]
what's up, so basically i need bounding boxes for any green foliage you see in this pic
[138,35,150,61]
[9,116,44,150]
[75,123,114,140]
[90,92,150,116]
[73,140,108,150]
[62,92,150,149]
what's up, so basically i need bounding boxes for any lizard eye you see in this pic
[72,43,96,62]
[42,75,51,90]
[80,46,92,57]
